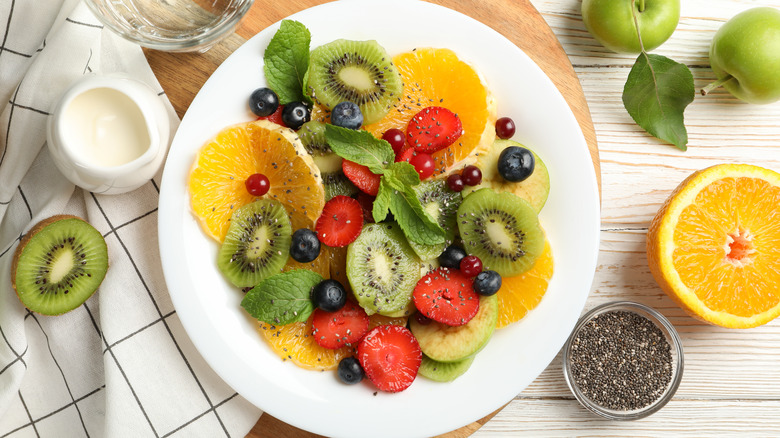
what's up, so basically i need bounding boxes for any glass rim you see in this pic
[84,0,255,52]
[562,300,685,421]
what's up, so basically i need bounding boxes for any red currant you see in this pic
[415,312,431,325]
[382,128,406,155]
[459,255,483,277]
[446,173,465,192]
[496,117,516,139]
[245,173,270,196]
[461,165,482,186]
[409,152,435,180]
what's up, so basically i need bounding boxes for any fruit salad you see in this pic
[187,20,554,393]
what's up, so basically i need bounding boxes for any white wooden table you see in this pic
[475,0,780,435]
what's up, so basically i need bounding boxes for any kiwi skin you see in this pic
[12,215,108,315]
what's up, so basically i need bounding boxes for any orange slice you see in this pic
[496,238,554,328]
[647,164,780,328]
[189,119,325,242]
[259,317,354,371]
[258,309,408,370]
[364,48,496,173]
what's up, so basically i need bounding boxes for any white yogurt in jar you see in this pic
[61,87,151,168]
[47,75,170,194]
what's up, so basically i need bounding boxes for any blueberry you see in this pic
[248,87,279,117]
[289,228,320,263]
[330,101,363,129]
[281,101,311,130]
[311,279,347,312]
[473,270,502,296]
[337,356,364,385]
[497,146,535,182]
[439,244,467,269]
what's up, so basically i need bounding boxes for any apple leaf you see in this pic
[622,53,694,151]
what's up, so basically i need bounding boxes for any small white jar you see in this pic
[47,74,170,195]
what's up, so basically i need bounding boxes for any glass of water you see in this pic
[85,0,254,52]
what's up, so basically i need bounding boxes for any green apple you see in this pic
[703,7,780,104]
[582,0,680,54]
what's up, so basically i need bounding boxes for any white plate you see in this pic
[158,1,601,436]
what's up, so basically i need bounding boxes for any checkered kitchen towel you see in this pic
[0,0,261,436]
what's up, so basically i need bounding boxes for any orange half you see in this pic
[647,164,780,328]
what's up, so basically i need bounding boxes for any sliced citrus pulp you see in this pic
[189,119,325,242]
[647,164,780,328]
[496,238,554,328]
[363,48,496,174]
[259,312,408,370]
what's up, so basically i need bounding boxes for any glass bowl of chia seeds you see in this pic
[562,301,684,420]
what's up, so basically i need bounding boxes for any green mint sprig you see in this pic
[324,125,446,245]
[241,269,323,325]
[263,20,312,105]
[621,0,694,151]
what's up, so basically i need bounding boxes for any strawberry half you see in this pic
[406,106,463,153]
[256,104,285,126]
[358,325,422,392]
[394,145,415,163]
[342,160,381,196]
[413,268,480,326]
[315,195,364,247]
[311,301,370,349]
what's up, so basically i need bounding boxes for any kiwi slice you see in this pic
[465,139,550,213]
[410,294,498,363]
[298,121,357,201]
[346,222,421,316]
[457,188,544,277]
[419,354,475,382]
[217,199,292,288]
[407,179,462,260]
[11,215,108,315]
[307,39,403,125]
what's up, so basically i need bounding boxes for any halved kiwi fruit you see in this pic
[298,121,357,201]
[407,179,462,260]
[217,199,292,288]
[11,215,108,315]
[457,188,544,277]
[306,39,403,125]
[346,222,421,316]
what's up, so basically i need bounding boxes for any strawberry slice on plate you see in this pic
[406,106,463,153]
[358,324,422,393]
[342,160,381,196]
[311,301,370,349]
[315,195,364,247]
[413,267,480,326]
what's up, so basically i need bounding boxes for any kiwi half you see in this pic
[307,39,403,125]
[298,121,357,201]
[346,222,421,316]
[457,188,544,277]
[217,199,292,288]
[407,179,462,260]
[12,215,108,315]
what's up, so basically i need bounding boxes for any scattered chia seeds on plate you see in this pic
[568,309,674,412]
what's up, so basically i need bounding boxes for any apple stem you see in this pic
[701,75,735,96]
[638,0,646,12]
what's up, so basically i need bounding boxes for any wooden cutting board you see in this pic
[144,0,600,436]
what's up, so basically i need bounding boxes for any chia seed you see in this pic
[568,310,673,411]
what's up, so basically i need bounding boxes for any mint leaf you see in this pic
[324,125,394,174]
[263,20,311,105]
[622,52,694,151]
[384,162,420,189]
[373,180,392,223]
[389,187,446,245]
[241,269,322,325]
